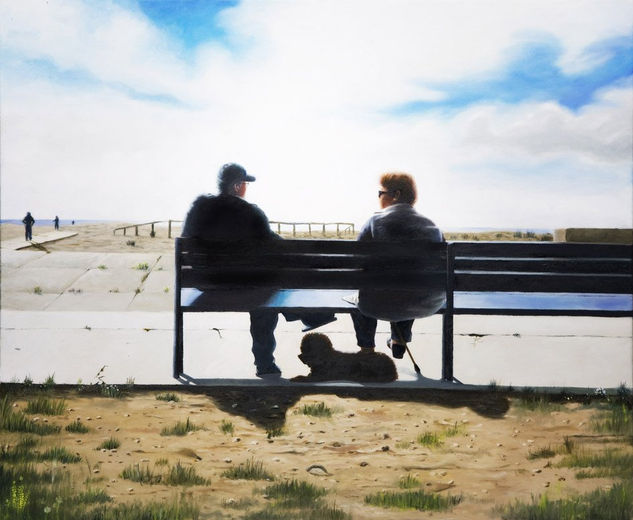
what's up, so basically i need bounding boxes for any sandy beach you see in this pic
[1,221,632,518]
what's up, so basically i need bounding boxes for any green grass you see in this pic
[262,479,327,508]
[42,374,56,389]
[399,474,421,489]
[120,464,162,484]
[364,489,462,512]
[39,446,82,463]
[156,392,180,402]
[33,286,42,295]
[0,462,199,520]
[514,389,561,413]
[160,417,201,436]
[155,458,169,466]
[528,446,557,460]
[298,402,333,417]
[221,458,275,481]
[592,402,633,438]
[558,449,633,480]
[97,264,108,270]
[495,481,633,520]
[134,262,149,270]
[244,505,351,520]
[96,437,120,450]
[66,419,90,433]
[417,431,442,447]
[266,426,285,438]
[164,462,210,486]
[24,396,66,415]
[220,419,234,435]
[0,395,61,435]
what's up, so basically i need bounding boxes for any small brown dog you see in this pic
[292,333,397,383]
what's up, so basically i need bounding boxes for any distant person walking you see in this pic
[53,216,59,230]
[22,212,35,241]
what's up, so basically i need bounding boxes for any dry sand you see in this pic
[3,387,630,519]
[1,222,630,517]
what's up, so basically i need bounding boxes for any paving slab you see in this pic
[45,292,136,311]
[0,250,47,268]
[26,251,108,269]
[1,267,88,293]
[68,269,147,293]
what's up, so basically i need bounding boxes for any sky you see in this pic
[1,0,632,230]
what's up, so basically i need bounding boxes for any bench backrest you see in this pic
[176,238,447,291]
[449,242,632,294]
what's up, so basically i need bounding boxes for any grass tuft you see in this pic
[495,480,633,520]
[160,417,201,436]
[514,389,561,413]
[96,437,120,450]
[0,395,61,435]
[558,449,633,480]
[417,431,443,448]
[120,464,162,485]
[528,446,557,460]
[299,402,332,417]
[262,479,328,508]
[24,396,66,415]
[65,419,90,433]
[222,458,275,481]
[220,419,234,435]
[399,474,421,489]
[365,489,462,511]
[156,392,180,402]
[164,461,210,486]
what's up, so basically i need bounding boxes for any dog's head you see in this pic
[298,333,334,369]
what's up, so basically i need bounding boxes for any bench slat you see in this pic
[454,258,630,274]
[452,241,631,258]
[454,272,631,293]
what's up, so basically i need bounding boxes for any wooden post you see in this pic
[336,223,340,237]
[135,226,139,236]
[322,224,326,236]
[277,223,281,234]
[442,243,455,382]
[123,228,127,236]
[151,223,155,236]
[293,224,296,237]
[308,224,312,237]
[168,220,172,239]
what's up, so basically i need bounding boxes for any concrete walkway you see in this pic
[1,249,631,389]
[1,231,78,251]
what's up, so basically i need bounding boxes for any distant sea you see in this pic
[1,219,112,227]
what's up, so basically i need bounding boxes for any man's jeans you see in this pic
[249,310,336,373]
[350,309,414,349]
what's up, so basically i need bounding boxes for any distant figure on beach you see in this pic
[350,172,445,364]
[71,220,75,225]
[181,163,335,378]
[53,216,59,230]
[22,212,35,241]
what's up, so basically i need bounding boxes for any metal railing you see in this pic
[113,220,183,238]
[269,221,355,237]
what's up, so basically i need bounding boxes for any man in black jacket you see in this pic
[182,163,335,378]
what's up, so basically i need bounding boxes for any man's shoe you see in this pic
[301,315,337,332]
[256,364,282,378]
[386,339,406,359]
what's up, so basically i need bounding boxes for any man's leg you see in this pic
[390,320,414,344]
[249,309,280,376]
[350,309,378,350]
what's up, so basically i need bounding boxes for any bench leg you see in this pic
[442,313,454,382]
[173,309,183,379]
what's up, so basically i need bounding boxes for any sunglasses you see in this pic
[378,190,393,198]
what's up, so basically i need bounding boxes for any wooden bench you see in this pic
[173,238,632,382]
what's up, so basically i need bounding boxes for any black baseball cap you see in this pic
[218,163,256,184]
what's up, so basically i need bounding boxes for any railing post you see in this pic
[442,243,455,382]
[168,220,172,239]
[151,223,155,236]
[135,226,139,236]
[322,224,326,236]
[293,224,296,237]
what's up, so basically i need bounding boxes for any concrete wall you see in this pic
[554,228,632,244]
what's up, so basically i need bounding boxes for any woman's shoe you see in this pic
[386,339,406,359]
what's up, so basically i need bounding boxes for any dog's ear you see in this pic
[301,333,333,353]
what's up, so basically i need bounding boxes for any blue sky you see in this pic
[1,0,632,229]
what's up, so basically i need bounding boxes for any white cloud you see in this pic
[1,0,631,229]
